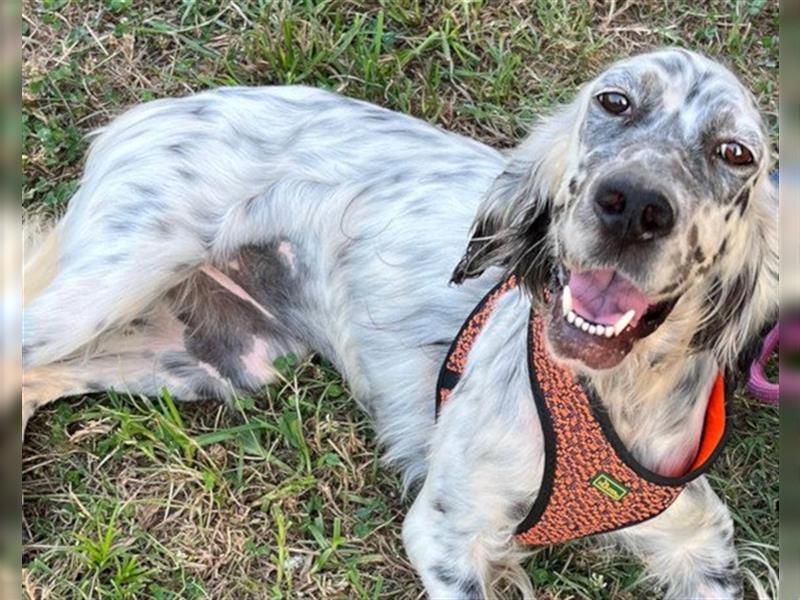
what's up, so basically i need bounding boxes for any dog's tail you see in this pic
[23,209,60,308]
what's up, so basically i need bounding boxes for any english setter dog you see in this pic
[23,47,777,599]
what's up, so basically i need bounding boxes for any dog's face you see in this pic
[455,48,777,373]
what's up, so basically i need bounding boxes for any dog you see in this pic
[22,47,777,598]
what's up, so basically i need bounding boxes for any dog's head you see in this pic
[454,48,777,377]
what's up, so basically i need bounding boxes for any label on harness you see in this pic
[590,472,629,501]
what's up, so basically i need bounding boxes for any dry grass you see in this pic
[22,1,778,598]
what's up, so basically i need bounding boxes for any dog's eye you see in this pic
[717,142,754,166]
[596,92,630,115]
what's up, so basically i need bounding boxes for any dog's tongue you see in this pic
[569,269,651,327]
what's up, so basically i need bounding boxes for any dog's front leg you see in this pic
[403,481,491,599]
[402,388,541,598]
[613,477,742,599]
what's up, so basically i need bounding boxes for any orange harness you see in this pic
[436,275,729,545]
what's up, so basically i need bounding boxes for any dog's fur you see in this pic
[22,48,777,598]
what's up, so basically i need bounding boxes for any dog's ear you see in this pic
[691,171,778,386]
[450,157,547,285]
[451,97,587,292]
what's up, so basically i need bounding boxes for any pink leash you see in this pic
[745,170,780,405]
[747,324,779,404]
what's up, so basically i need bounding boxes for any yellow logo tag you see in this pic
[590,472,630,501]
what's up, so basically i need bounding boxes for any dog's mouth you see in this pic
[547,267,677,370]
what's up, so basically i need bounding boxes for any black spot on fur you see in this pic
[432,565,459,586]
[683,481,705,500]
[674,259,693,283]
[685,83,700,104]
[685,69,712,106]
[704,568,740,593]
[736,188,751,216]
[654,55,687,77]
[21,344,34,366]
[433,499,448,514]
[693,246,705,263]
[86,381,106,392]
[659,281,679,295]
[688,224,698,248]
[172,262,194,274]
[152,218,173,235]
[244,195,261,217]
[132,183,159,198]
[508,500,531,522]
[188,102,214,119]
[568,177,578,195]
[108,218,133,233]
[198,230,216,251]
[361,111,393,123]
[176,167,195,181]
[459,579,484,599]
[160,352,194,375]
[167,143,189,157]
[670,359,710,413]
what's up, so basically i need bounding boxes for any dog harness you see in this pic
[436,275,730,545]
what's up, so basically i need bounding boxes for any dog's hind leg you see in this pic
[611,477,743,599]
[22,215,208,369]
[22,246,310,435]
[21,301,208,431]
[22,99,228,368]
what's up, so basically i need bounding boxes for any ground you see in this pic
[22,1,778,598]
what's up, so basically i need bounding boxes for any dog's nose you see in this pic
[593,177,675,241]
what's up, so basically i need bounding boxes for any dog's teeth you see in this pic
[604,325,615,338]
[588,325,597,335]
[562,285,573,316]
[567,310,576,324]
[574,316,585,327]
[614,309,636,336]
[581,322,590,332]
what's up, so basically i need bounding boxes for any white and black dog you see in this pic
[23,48,777,598]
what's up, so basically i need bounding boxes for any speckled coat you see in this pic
[23,48,777,599]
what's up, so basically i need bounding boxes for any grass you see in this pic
[22,1,778,598]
